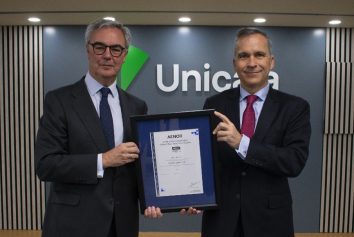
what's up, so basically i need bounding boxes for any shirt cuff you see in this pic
[235,135,250,160]
[97,154,104,178]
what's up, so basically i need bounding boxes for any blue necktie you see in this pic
[99,87,115,149]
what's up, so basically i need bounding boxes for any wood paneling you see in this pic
[320,28,354,232]
[0,26,45,230]
[0,231,353,237]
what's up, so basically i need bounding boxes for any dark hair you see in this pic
[235,27,273,55]
[85,19,132,48]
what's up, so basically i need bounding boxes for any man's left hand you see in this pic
[144,206,163,218]
[213,111,242,149]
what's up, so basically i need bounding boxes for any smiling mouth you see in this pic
[245,71,261,74]
[100,64,114,68]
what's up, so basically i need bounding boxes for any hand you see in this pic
[102,142,139,168]
[180,207,201,215]
[213,111,242,149]
[144,206,163,218]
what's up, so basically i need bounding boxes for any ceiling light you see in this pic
[329,19,341,25]
[28,17,41,23]
[178,17,191,23]
[254,18,266,23]
[104,17,116,21]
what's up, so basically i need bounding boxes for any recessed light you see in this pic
[179,17,191,23]
[28,17,41,23]
[329,19,341,25]
[254,18,266,23]
[104,17,116,21]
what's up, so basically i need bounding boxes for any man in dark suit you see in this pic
[35,19,161,237]
[201,28,311,237]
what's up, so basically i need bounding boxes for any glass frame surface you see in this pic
[131,109,219,213]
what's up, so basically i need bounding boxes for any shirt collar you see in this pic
[84,72,118,98]
[240,84,269,102]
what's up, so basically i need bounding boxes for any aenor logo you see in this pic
[167,134,182,139]
[157,63,279,92]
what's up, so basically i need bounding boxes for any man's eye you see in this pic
[238,53,248,59]
[111,47,122,53]
[255,52,266,58]
[94,45,106,50]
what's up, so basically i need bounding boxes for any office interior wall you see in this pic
[3,24,353,233]
[43,26,326,232]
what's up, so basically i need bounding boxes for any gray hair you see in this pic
[234,27,273,55]
[85,19,132,48]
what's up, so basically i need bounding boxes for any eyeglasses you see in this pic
[88,42,126,57]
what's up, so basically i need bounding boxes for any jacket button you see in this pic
[241,171,246,176]
[236,194,241,199]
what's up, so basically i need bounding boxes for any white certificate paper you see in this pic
[150,128,204,197]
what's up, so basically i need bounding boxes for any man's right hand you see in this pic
[180,207,202,215]
[102,142,139,168]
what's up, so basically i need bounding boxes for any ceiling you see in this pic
[0,0,353,27]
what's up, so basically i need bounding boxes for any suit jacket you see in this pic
[202,87,311,237]
[35,78,147,237]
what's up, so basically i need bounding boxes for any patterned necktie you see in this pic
[99,87,115,149]
[241,95,258,138]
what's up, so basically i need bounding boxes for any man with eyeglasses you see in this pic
[35,19,162,237]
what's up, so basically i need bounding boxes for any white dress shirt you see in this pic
[236,84,269,159]
[84,72,124,177]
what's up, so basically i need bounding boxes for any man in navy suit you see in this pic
[201,28,311,237]
[35,19,161,237]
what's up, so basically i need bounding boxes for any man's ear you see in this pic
[270,55,275,70]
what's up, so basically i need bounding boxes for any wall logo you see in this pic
[118,45,149,90]
[157,63,279,92]
[118,47,279,92]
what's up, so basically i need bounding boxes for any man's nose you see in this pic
[247,56,257,67]
[102,47,113,58]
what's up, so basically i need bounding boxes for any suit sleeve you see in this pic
[35,91,98,184]
[245,98,311,177]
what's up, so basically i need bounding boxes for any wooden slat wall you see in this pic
[0,26,45,230]
[0,25,353,233]
[320,28,354,232]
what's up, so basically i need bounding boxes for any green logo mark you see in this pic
[117,45,149,90]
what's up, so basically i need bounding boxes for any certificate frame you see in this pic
[131,109,219,214]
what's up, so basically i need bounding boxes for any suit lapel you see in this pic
[253,88,279,141]
[226,88,241,130]
[71,78,108,151]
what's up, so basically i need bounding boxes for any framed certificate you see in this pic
[131,109,219,214]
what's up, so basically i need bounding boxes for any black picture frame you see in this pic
[130,109,219,214]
